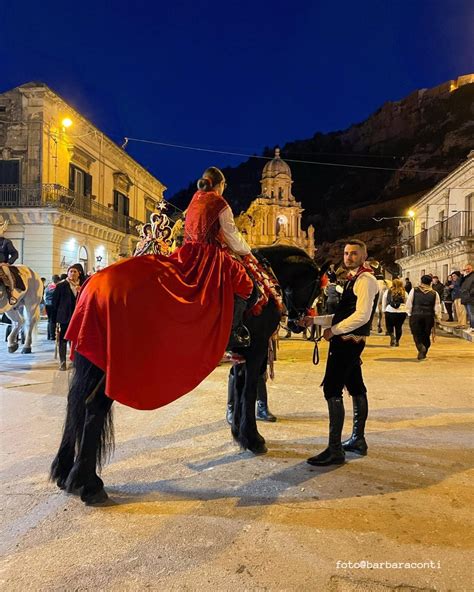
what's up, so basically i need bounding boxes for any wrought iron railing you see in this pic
[398,211,474,256]
[0,183,141,235]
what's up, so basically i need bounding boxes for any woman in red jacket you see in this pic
[66,167,254,411]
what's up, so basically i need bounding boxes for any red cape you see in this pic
[66,241,252,410]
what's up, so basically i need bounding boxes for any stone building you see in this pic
[236,148,315,257]
[0,82,166,277]
[396,151,474,282]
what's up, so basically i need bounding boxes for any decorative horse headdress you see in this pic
[134,201,173,257]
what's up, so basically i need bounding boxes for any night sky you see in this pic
[1,0,473,198]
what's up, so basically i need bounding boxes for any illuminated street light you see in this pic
[408,210,415,218]
[61,117,73,129]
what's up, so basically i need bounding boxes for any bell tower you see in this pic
[236,147,315,258]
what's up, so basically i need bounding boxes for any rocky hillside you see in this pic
[171,77,474,263]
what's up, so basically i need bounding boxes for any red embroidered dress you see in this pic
[66,191,253,410]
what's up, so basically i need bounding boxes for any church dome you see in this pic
[262,148,291,178]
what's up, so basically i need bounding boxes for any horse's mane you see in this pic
[253,245,319,270]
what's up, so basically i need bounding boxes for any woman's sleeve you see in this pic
[218,206,251,255]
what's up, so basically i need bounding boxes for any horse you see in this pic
[50,245,322,505]
[0,266,43,354]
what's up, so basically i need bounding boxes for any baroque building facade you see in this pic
[0,82,166,278]
[396,151,474,281]
[235,148,315,257]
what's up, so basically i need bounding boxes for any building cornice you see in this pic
[16,83,167,194]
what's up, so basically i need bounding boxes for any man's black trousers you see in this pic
[409,315,434,351]
[322,336,367,400]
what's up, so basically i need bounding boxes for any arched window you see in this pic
[79,246,89,274]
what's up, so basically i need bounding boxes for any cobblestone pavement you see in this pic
[1,320,473,591]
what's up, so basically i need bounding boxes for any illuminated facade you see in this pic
[396,151,474,281]
[0,82,166,277]
[236,148,315,257]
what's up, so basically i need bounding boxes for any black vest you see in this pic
[332,273,378,336]
[411,288,436,316]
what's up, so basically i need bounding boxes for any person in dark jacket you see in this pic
[44,275,61,340]
[404,278,412,294]
[0,221,20,305]
[442,274,455,322]
[406,275,441,360]
[51,266,80,370]
[460,263,474,331]
[452,271,467,327]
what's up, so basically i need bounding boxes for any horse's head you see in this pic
[253,246,323,334]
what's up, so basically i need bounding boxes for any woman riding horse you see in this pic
[50,167,264,503]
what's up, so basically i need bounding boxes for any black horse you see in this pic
[228,246,322,447]
[50,245,321,504]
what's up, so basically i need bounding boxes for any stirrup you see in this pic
[227,325,251,349]
[9,296,18,306]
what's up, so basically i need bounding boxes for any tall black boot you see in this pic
[256,374,276,422]
[58,340,67,371]
[307,397,345,466]
[342,395,368,455]
[227,295,250,350]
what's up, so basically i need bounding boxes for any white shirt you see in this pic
[331,271,380,336]
[405,288,442,320]
[218,206,251,255]
[382,289,408,313]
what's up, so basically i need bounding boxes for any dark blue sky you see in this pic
[1,0,473,197]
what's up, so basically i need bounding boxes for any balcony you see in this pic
[0,183,141,235]
[396,211,474,257]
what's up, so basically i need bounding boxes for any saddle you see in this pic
[240,254,283,317]
[0,264,26,305]
[9,266,26,291]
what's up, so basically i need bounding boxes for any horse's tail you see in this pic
[50,353,114,484]
[73,353,114,470]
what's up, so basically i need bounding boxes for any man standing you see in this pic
[460,264,474,332]
[0,216,20,305]
[304,240,379,466]
[406,275,441,360]
[451,271,467,328]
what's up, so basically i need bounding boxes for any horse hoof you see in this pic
[21,347,32,354]
[249,442,268,455]
[8,344,19,353]
[82,488,109,506]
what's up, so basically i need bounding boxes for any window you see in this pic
[443,264,448,282]
[79,246,89,274]
[0,160,20,185]
[113,190,130,216]
[69,164,92,197]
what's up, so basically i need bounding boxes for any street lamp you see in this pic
[61,117,73,130]
[372,210,415,222]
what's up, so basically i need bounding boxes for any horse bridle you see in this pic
[284,276,325,365]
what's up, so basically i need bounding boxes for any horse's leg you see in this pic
[237,352,268,454]
[65,381,114,505]
[22,302,40,354]
[6,309,22,353]
[230,365,245,440]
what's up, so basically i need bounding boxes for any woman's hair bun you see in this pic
[197,177,212,191]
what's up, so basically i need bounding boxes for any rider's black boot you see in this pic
[307,397,345,466]
[342,395,368,455]
[227,295,250,350]
[256,374,276,422]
